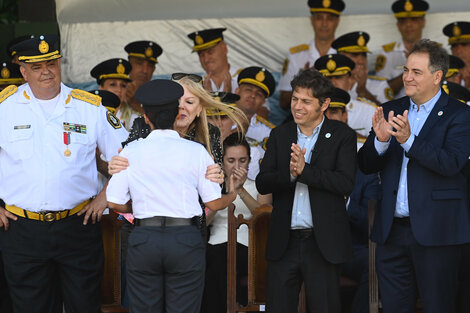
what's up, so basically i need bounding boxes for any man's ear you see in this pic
[434,70,443,87]
[321,98,331,112]
[19,65,27,82]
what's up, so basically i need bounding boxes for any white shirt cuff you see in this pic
[374,136,391,155]
[401,134,415,153]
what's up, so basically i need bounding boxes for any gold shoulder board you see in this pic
[382,42,396,52]
[233,68,243,77]
[358,97,378,108]
[0,85,17,103]
[368,75,386,81]
[71,89,101,106]
[289,44,309,54]
[256,115,275,129]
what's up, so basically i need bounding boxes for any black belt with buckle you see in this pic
[290,228,314,239]
[134,216,193,227]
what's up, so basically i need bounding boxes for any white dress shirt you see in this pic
[208,179,256,246]
[107,129,221,219]
[0,83,128,212]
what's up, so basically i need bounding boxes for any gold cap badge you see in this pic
[39,40,49,54]
[145,47,153,57]
[404,0,413,12]
[255,69,266,82]
[195,34,204,45]
[357,35,366,47]
[116,63,125,74]
[453,25,461,37]
[1,67,10,79]
[327,59,337,72]
[322,0,331,8]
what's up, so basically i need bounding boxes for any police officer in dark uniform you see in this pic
[106,79,240,313]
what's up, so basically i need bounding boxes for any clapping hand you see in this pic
[372,107,393,142]
[388,110,411,144]
[290,143,306,177]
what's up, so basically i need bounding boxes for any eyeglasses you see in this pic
[171,72,203,83]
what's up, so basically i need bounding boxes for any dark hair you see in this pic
[222,133,251,159]
[144,105,179,130]
[409,39,449,83]
[290,68,335,105]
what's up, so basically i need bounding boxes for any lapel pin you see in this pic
[325,133,331,138]
[438,111,443,116]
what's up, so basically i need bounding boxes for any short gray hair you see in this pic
[409,39,449,83]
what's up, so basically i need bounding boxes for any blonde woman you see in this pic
[116,73,247,165]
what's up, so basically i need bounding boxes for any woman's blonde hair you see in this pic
[117,100,140,131]
[176,76,248,155]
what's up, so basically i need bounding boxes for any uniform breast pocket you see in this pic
[7,127,34,160]
[68,132,92,158]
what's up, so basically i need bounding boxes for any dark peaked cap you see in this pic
[136,79,184,111]
[89,90,120,110]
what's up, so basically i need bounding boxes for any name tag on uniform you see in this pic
[63,122,87,134]
[14,125,31,130]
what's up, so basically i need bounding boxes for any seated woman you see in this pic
[201,133,272,313]
[90,58,140,130]
[106,79,242,313]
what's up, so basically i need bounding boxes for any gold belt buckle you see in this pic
[43,212,56,222]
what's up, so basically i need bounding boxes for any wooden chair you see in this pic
[227,204,272,312]
[101,211,128,313]
[227,204,307,313]
[368,199,380,313]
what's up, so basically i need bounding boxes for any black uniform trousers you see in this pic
[266,230,341,313]
[1,214,104,313]
[376,219,461,313]
[127,224,205,313]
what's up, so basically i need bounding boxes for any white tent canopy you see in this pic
[55,0,470,85]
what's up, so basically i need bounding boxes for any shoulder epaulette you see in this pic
[358,97,378,108]
[382,42,396,52]
[289,44,309,54]
[233,68,242,77]
[256,115,275,129]
[0,85,17,104]
[71,89,101,106]
[368,75,387,81]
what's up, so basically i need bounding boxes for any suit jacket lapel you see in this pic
[309,117,331,164]
[283,121,298,163]
[417,91,448,139]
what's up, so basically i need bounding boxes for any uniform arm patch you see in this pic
[375,55,386,72]
[384,87,394,101]
[107,111,122,129]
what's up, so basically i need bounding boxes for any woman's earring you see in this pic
[197,112,200,118]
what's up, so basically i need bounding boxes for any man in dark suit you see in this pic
[358,39,470,313]
[256,69,357,313]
